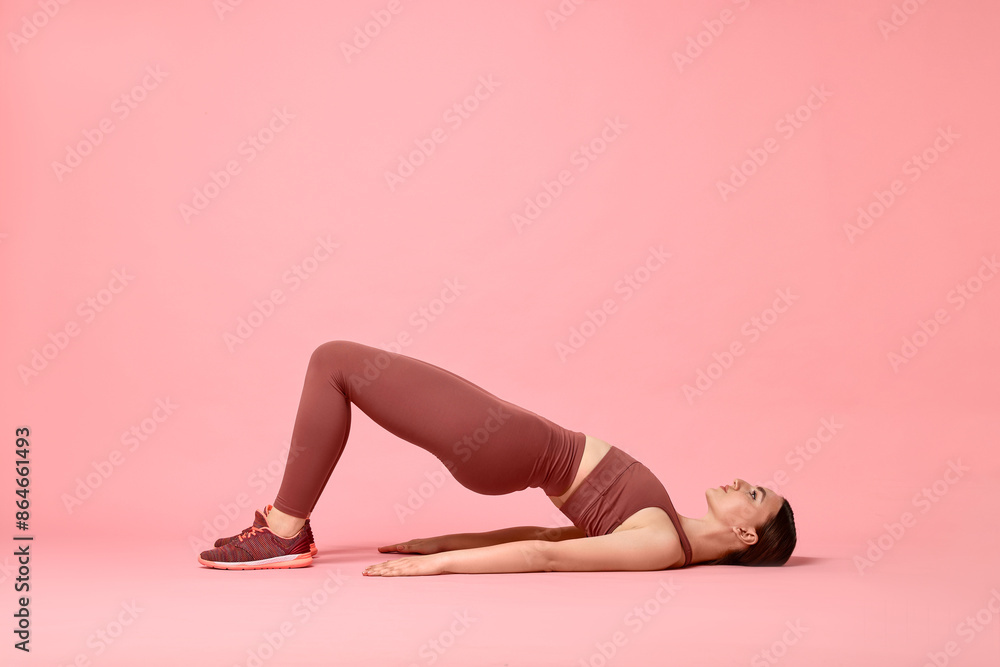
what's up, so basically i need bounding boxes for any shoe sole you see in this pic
[198,553,313,570]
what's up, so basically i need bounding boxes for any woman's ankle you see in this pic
[267,507,306,538]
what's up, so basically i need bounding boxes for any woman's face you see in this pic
[706,478,783,536]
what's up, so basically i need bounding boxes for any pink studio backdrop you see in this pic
[3,1,999,666]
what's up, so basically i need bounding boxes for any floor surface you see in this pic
[19,537,999,666]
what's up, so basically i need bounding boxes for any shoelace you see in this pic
[238,526,265,542]
[235,525,256,539]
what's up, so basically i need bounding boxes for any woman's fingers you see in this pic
[364,560,397,576]
[363,554,442,577]
[378,542,416,553]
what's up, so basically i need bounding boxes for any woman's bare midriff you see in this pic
[547,435,611,508]
[547,435,677,537]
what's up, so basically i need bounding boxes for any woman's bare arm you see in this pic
[364,528,680,576]
[441,529,680,574]
[378,525,585,554]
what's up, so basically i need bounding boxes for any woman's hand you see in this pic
[377,537,444,554]
[363,553,447,577]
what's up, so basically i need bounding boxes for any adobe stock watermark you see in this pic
[758,417,843,493]
[556,245,671,362]
[749,619,808,667]
[536,508,583,542]
[7,0,72,54]
[393,461,454,523]
[717,85,832,202]
[340,0,415,63]
[578,579,682,667]
[223,235,339,352]
[51,65,168,182]
[523,512,589,570]
[384,76,501,192]
[0,554,21,586]
[854,458,969,575]
[52,600,143,667]
[213,0,248,21]
[843,126,958,244]
[189,440,306,555]
[682,288,799,404]
[61,397,179,514]
[877,0,933,40]
[406,610,477,667]
[545,0,590,31]
[356,276,468,363]
[179,106,294,223]
[887,253,997,373]
[672,0,753,73]
[511,116,627,233]
[392,405,511,523]
[919,588,1000,667]
[17,267,135,385]
[233,569,349,667]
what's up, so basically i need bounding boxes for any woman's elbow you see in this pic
[526,540,559,571]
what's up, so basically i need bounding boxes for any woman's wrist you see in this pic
[433,551,454,574]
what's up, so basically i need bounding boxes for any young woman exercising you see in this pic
[198,340,796,575]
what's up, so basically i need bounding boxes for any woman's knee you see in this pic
[308,340,359,370]
[308,340,392,375]
[307,340,397,397]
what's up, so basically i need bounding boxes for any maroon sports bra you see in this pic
[557,446,693,567]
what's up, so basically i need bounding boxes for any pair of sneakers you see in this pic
[198,504,317,570]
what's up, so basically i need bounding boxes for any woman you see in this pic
[198,341,796,575]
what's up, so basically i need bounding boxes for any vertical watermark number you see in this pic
[13,426,33,652]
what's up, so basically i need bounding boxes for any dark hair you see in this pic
[708,498,796,566]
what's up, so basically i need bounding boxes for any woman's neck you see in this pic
[677,514,740,564]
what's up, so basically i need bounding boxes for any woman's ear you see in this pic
[733,525,758,547]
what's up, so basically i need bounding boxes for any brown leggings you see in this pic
[273,341,586,518]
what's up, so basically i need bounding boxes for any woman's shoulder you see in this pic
[615,507,689,563]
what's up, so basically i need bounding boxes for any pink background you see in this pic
[3,0,999,665]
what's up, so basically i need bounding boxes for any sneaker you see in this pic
[199,509,313,570]
[213,505,317,557]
